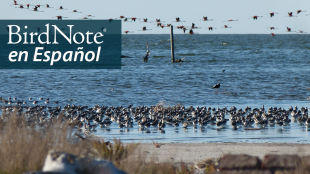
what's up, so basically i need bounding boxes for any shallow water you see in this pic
[1,34,310,143]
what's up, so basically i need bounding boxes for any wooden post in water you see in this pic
[170,25,175,63]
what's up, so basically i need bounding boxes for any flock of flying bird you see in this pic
[1,96,310,133]
[9,1,309,35]
[10,0,95,20]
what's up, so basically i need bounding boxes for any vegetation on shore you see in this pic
[0,111,196,174]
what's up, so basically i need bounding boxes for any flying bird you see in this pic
[267,12,278,17]
[249,15,263,20]
[201,16,213,21]
[224,19,238,22]
[70,10,82,13]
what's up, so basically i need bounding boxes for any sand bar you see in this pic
[136,143,310,164]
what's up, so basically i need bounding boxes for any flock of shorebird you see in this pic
[9,0,309,35]
[1,97,310,133]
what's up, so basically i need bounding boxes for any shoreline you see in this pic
[135,143,310,164]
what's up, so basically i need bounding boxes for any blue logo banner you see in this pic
[0,20,121,69]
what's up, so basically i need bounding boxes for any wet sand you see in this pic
[136,143,310,164]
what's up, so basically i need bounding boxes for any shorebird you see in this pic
[183,121,189,128]
[213,83,220,93]
[222,25,232,28]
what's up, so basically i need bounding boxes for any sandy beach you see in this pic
[136,143,310,165]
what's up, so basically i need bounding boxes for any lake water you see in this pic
[1,34,310,143]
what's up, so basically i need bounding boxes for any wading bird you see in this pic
[286,27,295,32]
[70,10,82,13]
[297,30,307,33]
[45,4,53,8]
[213,83,220,93]
[35,4,44,8]
[123,18,132,22]
[174,17,185,22]
[296,10,306,14]
[286,12,297,17]
[207,27,216,31]
[130,17,139,22]
[124,31,133,34]
[191,23,201,29]
[79,17,92,20]
[56,6,67,10]
[10,0,19,6]
[52,15,68,20]
[155,19,165,22]
[25,4,34,8]
[222,25,232,28]
[29,6,44,12]
[224,19,238,22]
[141,18,149,22]
[176,25,185,29]
[189,29,194,34]
[139,27,152,31]
[201,16,213,21]
[15,5,25,9]
[267,12,277,17]
[267,27,277,30]
[250,15,263,20]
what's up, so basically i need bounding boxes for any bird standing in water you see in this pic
[213,83,220,93]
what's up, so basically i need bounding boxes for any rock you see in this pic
[262,155,301,170]
[219,154,261,170]
[25,150,127,174]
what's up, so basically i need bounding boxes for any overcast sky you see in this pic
[1,0,309,34]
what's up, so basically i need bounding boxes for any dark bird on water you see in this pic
[213,83,220,89]
[213,83,220,93]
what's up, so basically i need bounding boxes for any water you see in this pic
[1,34,310,143]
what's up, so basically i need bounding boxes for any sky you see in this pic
[1,0,310,34]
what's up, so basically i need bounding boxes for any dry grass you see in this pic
[92,138,137,162]
[0,112,92,174]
